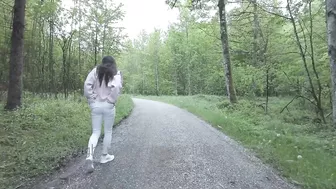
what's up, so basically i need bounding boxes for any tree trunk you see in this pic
[67,39,72,98]
[102,23,106,57]
[218,0,237,103]
[327,0,336,126]
[287,0,325,122]
[308,0,325,123]
[252,0,259,96]
[155,59,159,96]
[62,42,67,98]
[49,0,55,96]
[94,21,98,66]
[139,58,145,95]
[155,44,159,96]
[78,0,82,94]
[175,68,178,95]
[252,0,258,67]
[5,0,27,110]
[266,68,269,114]
[186,21,191,95]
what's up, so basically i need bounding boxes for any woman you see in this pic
[83,56,123,173]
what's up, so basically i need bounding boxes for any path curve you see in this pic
[32,98,297,189]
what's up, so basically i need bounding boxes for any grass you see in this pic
[139,95,336,189]
[0,94,133,189]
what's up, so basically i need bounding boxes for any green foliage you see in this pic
[141,95,336,189]
[0,94,133,189]
[119,1,331,122]
[0,0,126,97]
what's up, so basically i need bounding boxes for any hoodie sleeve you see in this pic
[84,67,97,100]
[107,71,123,104]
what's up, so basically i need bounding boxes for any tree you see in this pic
[5,0,27,110]
[166,0,238,103]
[286,0,326,123]
[327,0,336,126]
[218,0,237,103]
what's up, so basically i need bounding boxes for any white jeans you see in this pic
[87,101,115,157]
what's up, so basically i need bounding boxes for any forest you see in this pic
[121,0,332,120]
[0,0,336,188]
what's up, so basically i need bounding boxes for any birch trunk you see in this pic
[327,0,336,126]
[218,0,237,103]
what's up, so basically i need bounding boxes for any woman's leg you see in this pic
[100,104,115,163]
[85,103,103,173]
[87,104,103,159]
[102,105,115,155]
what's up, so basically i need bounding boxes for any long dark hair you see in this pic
[97,56,117,87]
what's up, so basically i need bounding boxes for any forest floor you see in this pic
[139,95,336,189]
[0,94,134,189]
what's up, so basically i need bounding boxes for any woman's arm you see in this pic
[107,71,123,104]
[84,68,97,100]
[117,71,123,95]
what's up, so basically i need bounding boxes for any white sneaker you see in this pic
[100,154,115,164]
[85,156,94,173]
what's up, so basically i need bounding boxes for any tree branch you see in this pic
[256,3,290,20]
[280,95,317,113]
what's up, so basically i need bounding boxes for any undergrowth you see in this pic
[0,94,133,189]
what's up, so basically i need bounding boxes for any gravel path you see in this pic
[32,98,297,189]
